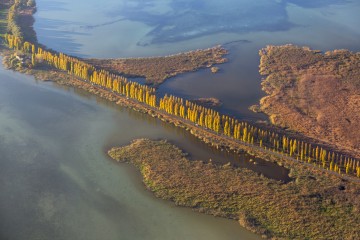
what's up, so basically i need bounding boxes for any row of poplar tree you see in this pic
[3,33,360,178]
[5,34,157,108]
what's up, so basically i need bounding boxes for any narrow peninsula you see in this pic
[86,46,228,85]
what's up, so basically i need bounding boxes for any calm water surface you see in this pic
[0,62,261,239]
[34,0,360,120]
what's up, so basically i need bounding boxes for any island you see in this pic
[192,97,222,108]
[108,138,360,239]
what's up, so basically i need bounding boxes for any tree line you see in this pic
[5,34,157,107]
[3,33,360,179]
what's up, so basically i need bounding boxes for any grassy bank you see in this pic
[108,139,360,240]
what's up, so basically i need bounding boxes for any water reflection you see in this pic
[35,0,353,50]
[34,0,359,57]
[113,0,293,45]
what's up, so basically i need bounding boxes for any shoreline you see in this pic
[2,39,359,182]
[4,44,359,185]
[1,1,360,184]
[4,44,358,182]
[1,1,360,239]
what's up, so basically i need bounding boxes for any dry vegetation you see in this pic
[109,139,360,240]
[258,45,360,158]
[85,46,228,85]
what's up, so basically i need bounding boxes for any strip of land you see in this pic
[85,46,228,86]
[108,139,360,240]
[2,0,228,88]
[257,45,360,158]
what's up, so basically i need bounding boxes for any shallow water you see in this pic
[0,63,263,240]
